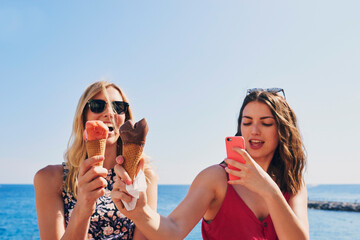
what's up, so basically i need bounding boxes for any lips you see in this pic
[249,139,264,150]
[102,121,114,132]
[101,123,115,137]
[107,126,117,137]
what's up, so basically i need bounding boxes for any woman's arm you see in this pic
[225,148,309,240]
[112,165,222,240]
[34,165,66,240]
[132,167,158,240]
[264,182,309,240]
[34,156,108,240]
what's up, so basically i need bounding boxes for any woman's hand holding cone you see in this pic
[111,156,146,215]
[77,155,108,217]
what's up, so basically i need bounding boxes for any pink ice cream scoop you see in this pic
[84,120,109,140]
[84,120,109,166]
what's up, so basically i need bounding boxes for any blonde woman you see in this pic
[112,88,309,240]
[34,81,157,240]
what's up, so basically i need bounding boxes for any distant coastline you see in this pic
[308,200,360,212]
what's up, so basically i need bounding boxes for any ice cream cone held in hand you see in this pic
[120,118,148,181]
[84,120,109,166]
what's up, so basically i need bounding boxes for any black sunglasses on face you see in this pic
[87,99,129,114]
[247,88,286,99]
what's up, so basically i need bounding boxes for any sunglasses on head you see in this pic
[247,88,286,99]
[87,99,129,114]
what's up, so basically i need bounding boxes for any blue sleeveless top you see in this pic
[62,162,135,239]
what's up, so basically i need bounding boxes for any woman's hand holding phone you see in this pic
[225,142,279,197]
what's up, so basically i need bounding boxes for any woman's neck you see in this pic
[253,154,273,172]
[103,143,117,169]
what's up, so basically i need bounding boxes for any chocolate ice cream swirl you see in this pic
[120,118,148,144]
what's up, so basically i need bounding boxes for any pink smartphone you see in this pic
[225,136,245,180]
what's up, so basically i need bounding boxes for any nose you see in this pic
[103,102,115,118]
[250,123,260,135]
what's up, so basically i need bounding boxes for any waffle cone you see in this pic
[122,143,144,181]
[86,139,106,166]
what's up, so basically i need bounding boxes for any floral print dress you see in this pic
[62,162,135,240]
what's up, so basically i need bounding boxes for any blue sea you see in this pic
[0,184,359,240]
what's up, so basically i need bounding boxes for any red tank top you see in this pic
[201,173,290,240]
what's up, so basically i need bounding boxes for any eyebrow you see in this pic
[242,116,274,120]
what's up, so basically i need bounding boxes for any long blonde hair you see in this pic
[64,81,133,197]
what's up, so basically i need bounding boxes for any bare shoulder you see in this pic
[197,164,227,182]
[289,181,308,204]
[193,164,228,191]
[289,183,308,209]
[34,164,64,193]
[144,166,159,184]
[188,164,228,221]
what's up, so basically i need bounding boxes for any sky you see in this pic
[1,1,359,185]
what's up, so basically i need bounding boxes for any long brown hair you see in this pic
[236,90,306,194]
[64,81,133,197]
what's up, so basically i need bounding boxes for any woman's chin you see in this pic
[106,136,118,146]
[247,150,264,160]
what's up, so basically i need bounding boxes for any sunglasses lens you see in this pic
[112,101,128,114]
[89,100,106,113]
[88,100,128,114]
[267,88,282,93]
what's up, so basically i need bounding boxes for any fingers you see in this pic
[77,187,106,205]
[116,155,124,164]
[79,155,105,177]
[88,175,108,190]
[232,147,255,165]
[224,154,249,185]
[111,192,125,210]
[88,186,107,200]
[78,157,108,197]
[227,178,244,185]
[114,157,132,185]
[112,177,133,203]
[111,187,133,203]
[116,156,144,182]
[113,178,128,192]
[79,171,107,192]
[225,166,245,180]
[225,158,246,170]
[226,165,253,186]
[79,165,108,186]
[77,175,107,204]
